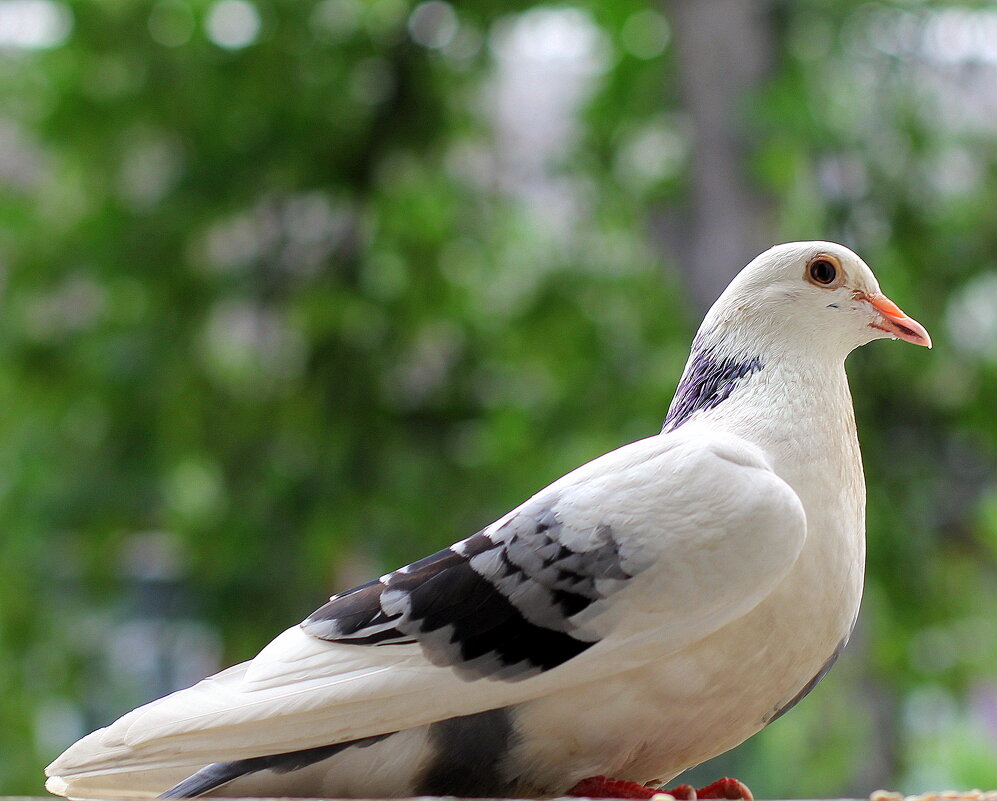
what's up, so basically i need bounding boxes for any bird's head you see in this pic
[701,241,931,359]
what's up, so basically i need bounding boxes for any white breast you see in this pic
[511,357,866,794]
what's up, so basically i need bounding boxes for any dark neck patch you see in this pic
[663,346,763,432]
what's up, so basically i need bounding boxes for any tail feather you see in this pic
[158,763,246,799]
[159,734,391,798]
[44,765,201,800]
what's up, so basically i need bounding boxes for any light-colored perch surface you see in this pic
[8,794,996,801]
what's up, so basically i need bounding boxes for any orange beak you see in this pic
[865,294,932,348]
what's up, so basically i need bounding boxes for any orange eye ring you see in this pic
[806,254,843,288]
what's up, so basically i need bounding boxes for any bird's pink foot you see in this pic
[567,775,753,800]
[567,776,660,799]
[686,777,754,800]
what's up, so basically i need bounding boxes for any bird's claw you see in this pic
[567,776,660,799]
[688,777,754,800]
[567,775,753,800]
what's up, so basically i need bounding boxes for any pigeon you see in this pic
[46,241,931,800]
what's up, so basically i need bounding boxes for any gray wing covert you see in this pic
[301,495,636,681]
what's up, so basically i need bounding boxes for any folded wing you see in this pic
[47,429,806,796]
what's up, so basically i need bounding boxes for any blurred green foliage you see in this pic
[0,0,995,796]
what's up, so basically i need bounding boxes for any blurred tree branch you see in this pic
[665,0,776,308]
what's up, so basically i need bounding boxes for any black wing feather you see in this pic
[301,498,635,681]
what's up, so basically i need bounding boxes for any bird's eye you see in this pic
[807,257,839,286]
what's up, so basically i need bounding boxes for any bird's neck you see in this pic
[664,341,862,481]
[664,340,867,655]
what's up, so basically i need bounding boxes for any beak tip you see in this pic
[867,293,931,350]
[910,321,932,350]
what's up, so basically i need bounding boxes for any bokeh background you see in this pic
[0,0,995,795]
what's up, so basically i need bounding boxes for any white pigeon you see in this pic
[46,241,930,800]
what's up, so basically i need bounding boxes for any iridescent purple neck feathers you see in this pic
[663,346,764,432]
